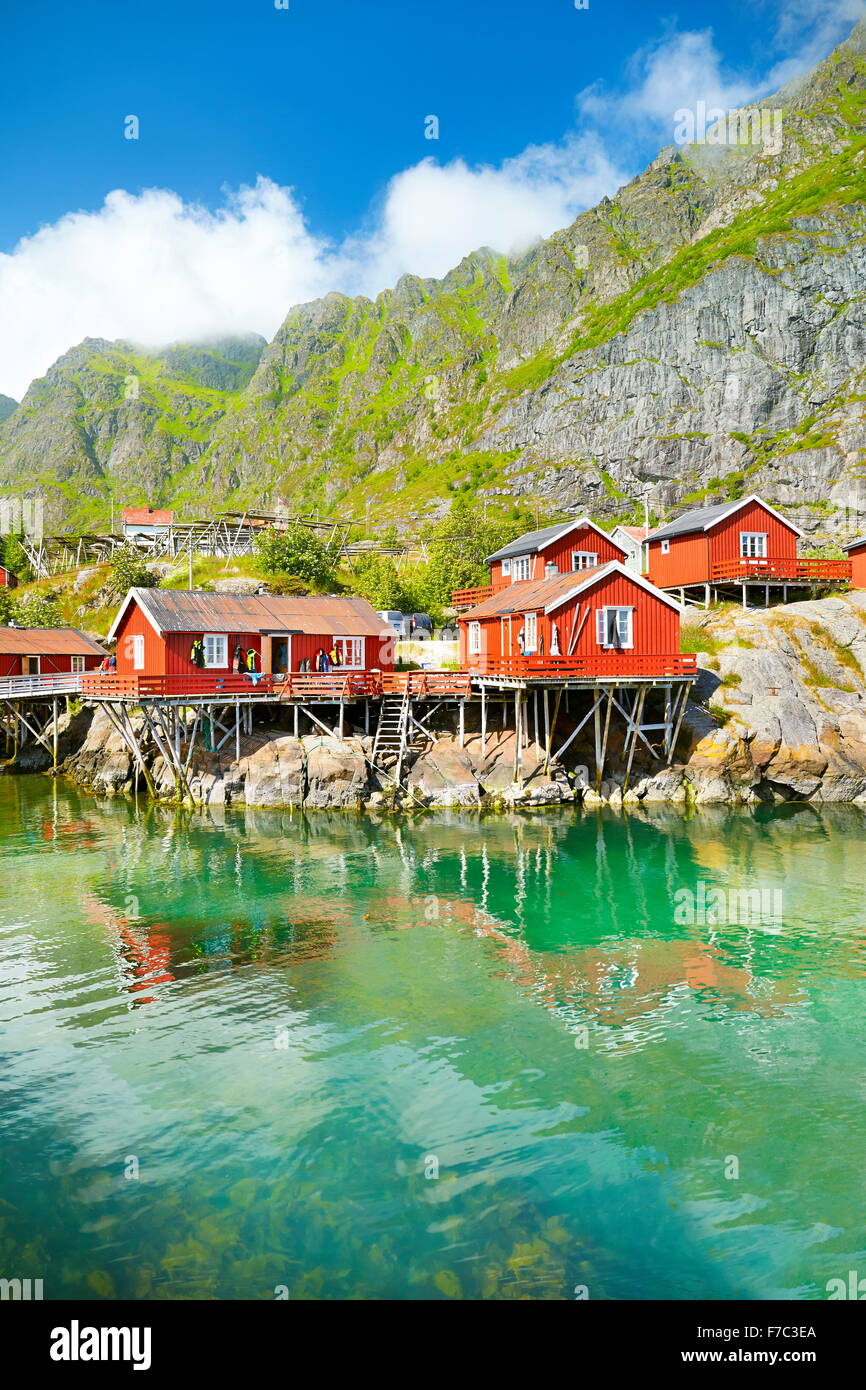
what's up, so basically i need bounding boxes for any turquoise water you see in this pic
[1,774,865,1300]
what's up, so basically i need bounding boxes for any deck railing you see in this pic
[77,669,471,701]
[79,671,381,701]
[710,557,851,583]
[0,671,85,699]
[471,653,698,680]
[450,578,510,610]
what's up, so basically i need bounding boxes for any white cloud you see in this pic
[0,2,862,401]
[0,135,628,400]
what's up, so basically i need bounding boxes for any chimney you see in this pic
[545,562,559,579]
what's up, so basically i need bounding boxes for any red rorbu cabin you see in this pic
[0,565,17,589]
[0,627,106,678]
[459,561,690,680]
[452,518,627,610]
[646,494,851,600]
[842,536,866,588]
[107,589,395,679]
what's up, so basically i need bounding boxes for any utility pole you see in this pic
[643,491,650,537]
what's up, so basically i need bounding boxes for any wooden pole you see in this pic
[597,687,614,789]
[543,688,562,776]
[622,685,647,793]
[52,697,58,769]
[481,686,487,756]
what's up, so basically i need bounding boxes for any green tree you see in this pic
[1,531,31,581]
[13,593,63,626]
[109,544,158,597]
[255,525,338,590]
[421,497,540,607]
[349,554,407,610]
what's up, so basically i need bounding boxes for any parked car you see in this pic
[376,610,405,637]
[408,613,433,639]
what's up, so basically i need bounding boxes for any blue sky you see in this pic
[0,0,862,397]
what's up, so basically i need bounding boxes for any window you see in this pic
[132,634,145,671]
[596,607,634,649]
[522,612,537,652]
[572,551,598,571]
[203,633,228,668]
[511,555,531,582]
[71,655,85,673]
[501,559,511,576]
[334,636,363,668]
[740,532,767,559]
[661,539,670,555]
[468,621,481,655]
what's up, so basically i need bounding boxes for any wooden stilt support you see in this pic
[596,687,615,788]
[52,698,58,769]
[235,699,241,763]
[622,685,647,793]
[543,688,562,776]
[481,686,487,756]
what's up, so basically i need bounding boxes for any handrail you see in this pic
[470,653,698,679]
[0,672,85,698]
[710,557,851,582]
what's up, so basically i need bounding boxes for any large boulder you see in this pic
[304,736,369,808]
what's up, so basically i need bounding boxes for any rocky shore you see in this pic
[9,594,866,809]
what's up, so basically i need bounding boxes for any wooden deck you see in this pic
[710,557,851,583]
[468,653,697,684]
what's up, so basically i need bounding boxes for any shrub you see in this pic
[108,545,158,597]
[255,525,338,590]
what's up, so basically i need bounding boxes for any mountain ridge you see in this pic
[2,20,865,536]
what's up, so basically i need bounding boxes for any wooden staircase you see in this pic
[371,687,419,785]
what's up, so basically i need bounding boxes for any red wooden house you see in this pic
[646,494,850,595]
[107,589,395,678]
[452,518,627,609]
[0,564,17,589]
[459,561,690,679]
[842,535,866,588]
[0,627,106,678]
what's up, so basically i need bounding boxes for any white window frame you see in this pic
[522,612,538,652]
[572,551,598,571]
[203,633,228,668]
[334,636,364,668]
[510,554,531,583]
[501,559,511,576]
[70,655,85,673]
[468,621,481,655]
[132,634,145,671]
[660,539,670,554]
[596,606,634,649]
[740,532,768,559]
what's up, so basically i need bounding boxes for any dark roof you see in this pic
[842,536,866,552]
[487,520,587,563]
[650,495,801,542]
[112,588,388,639]
[0,627,106,656]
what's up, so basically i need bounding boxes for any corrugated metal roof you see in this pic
[486,521,579,563]
[462,568,607,618]
[0,627,107,656]
[122,508,174,525]
[842,536,866,551]
[128,589,388,637]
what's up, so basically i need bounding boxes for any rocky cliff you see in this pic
[1,24,865,535]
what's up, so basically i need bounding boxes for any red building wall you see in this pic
[0,566,16,589]
[849,543,866,588]
[0,651,102,678]
[461,571,680,669]
[647,501,798,588]
[490,526,625,586]
[114,601,394,675]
